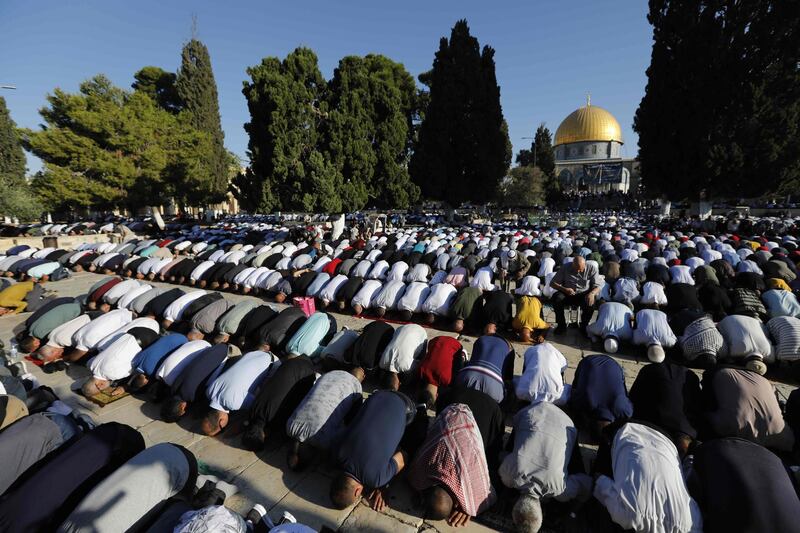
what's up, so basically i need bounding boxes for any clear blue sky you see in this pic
[0,0,652,174]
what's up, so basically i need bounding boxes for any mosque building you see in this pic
[553,97,638,194]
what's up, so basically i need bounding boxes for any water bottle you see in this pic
[8,340,19,363]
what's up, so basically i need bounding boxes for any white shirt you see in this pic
[633,309,677,348]
[92,252,118,267]
[275,256,292,270]
[95,317,160,353]
[405,263,431,283]
[367,260,390,280]
[32,247,55,259]
[102,280,141,305]
[372,280,406,310]
[208,249,226,263]
[206,350,280,412]
[45,314,91,348]
[189,261,215,281]
[351,260,373,278]
[669,265,694,285]
[116,284,153,310]
[243,267,269,288]
[594,423,702,533]
[72,309,133,352]
[224,250,246,264]
[514,342,570,404]
[378,324,427,374]
[136,257,161,275]
[88,333,143,381]
[640,282,668,306]
[155,340,211,385]
[421,283,457,316]
[718,314,774,362]
[312,256,332,272]
[397,282,430,313]
[471,268,495,291]
[351,279,383,309]
[386,261,409,282]
[233,267,256,285]
[163,290,207,322]
[257,270,283,291]
[318,274,348,303]
[148,257,173,276]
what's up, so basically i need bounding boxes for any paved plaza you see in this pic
[2,272,796,533]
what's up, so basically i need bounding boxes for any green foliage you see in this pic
[517,124,555,178]
[242,48,331,212]
[0,96,40,220]
[21,75,212,212]
[176,39,229,202]
[133,66,181,113]
[498,166,547,207]
[410,19,512,206]
[240,49,421,212]
[0,96,26,181]
[635,0,800,200]
[324,54,420,210]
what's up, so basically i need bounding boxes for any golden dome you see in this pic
[554,103,623,146]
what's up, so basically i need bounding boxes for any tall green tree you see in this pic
[133,66,182,113]
[497,166,547,207]
[176,39,229,201]
[324,54,420,210]
[515,124,555,177]
[635,0,800,200]
[410,19,512,205]
[241,47,338,212]
[21,75,211,212]
[0,96,41,220]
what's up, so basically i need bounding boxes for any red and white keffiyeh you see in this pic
[407,403,495,516]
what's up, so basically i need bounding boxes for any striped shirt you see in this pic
[768,316,800,362]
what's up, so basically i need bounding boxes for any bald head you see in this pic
[330,474,362,509]
[424,486,453,520]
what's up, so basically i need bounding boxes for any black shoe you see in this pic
[553,324,567,335]
[192,480,226,507]
[242,426,266,451]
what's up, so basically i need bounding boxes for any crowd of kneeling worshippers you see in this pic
[0,216,799,532]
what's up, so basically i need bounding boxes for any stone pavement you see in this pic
[2,272,796,533]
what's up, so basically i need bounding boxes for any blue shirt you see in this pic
[569,354,632,423]
[132,333,187,376]
[459,335,512,383]
[206,350,279,412]
[335,391,406,489]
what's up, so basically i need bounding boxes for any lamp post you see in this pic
[0,85,17,90]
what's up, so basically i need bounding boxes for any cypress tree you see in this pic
[0,96,26,182]
[133,66,182,113]
[324,54,420,210]
[635,0,800,200]
[176,39,229,201]
[533,124,555,178]
[241,48,335,212]
[410,19,511,205]
[0,96,40,220]
[516,124,555,177]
